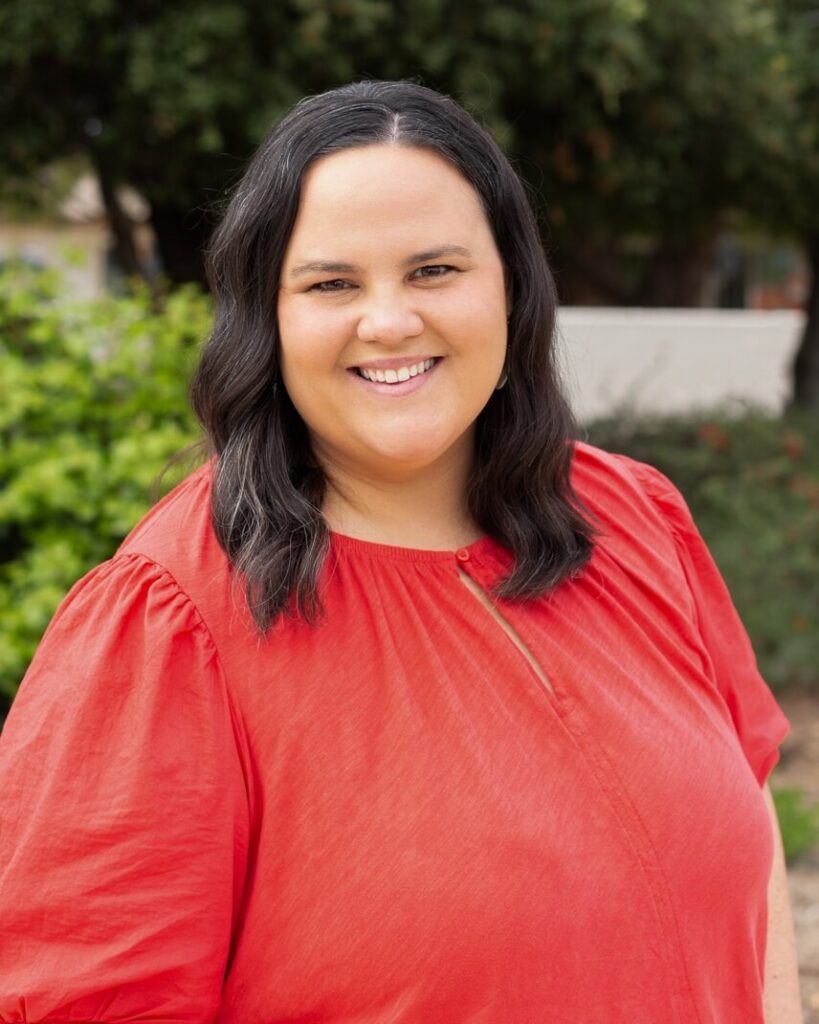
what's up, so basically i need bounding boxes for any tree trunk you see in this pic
[791,233,819,407]
[637,237,716,307]
[556,241,634,305]
[93,157,146,281]
[149,201,211,286]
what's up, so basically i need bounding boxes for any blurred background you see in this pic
[0,0,817,1012]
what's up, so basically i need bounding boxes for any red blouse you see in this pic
[0,443,789,1023]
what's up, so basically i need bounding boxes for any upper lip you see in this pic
[349,356,440,371]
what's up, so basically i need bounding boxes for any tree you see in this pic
[0,2,298,281]
[468,2,801,309]
[0,0,816,399]
[738,0,819,405]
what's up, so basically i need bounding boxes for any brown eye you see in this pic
[310,279,351,292]
[413,265,456,280]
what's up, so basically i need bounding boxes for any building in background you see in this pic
[0,174,157,298]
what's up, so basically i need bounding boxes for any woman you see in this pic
[0,81,802,1022]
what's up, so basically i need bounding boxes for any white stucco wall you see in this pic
[557,307,805,421]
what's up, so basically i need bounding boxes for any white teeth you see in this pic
[357,359,437,384]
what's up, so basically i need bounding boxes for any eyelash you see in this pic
[415,264,455,279]
[308,265,457,293]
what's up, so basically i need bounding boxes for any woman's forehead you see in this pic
[285,145,493,261]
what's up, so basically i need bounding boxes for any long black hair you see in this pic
[190,79,594,630]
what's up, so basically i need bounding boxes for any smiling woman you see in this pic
[187,80,591,626]
[277,144,508,534]
[0,80,802,1024]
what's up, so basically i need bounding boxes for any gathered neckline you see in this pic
[328,530,501,563]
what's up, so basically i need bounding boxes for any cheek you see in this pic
[448,274,508,337]
[447,298,508,372]
[278,304,348,378]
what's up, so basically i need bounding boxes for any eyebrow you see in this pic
[288,245,474,279]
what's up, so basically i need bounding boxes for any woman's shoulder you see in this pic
[570,440,693,539]
[11,461,240,730]
[20,464,224,666]
[117,459,229,586]
[572,439,669,490]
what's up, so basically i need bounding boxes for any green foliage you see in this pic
[585,409,819,690]
[772,787,819,863]
[748,0,819,237]
[0,0,815,260]
[0,264,206,700]
[1,2,817,390]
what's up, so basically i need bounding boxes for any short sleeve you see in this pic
[0,555,250,1023]
[625,458,790,787]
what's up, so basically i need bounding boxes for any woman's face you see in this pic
[277,144,508,484]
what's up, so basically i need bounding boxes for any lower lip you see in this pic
[348,359,442,396]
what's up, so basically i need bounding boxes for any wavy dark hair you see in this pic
[190,79,594,630]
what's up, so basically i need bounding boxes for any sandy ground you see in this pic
[772,692,819,1023]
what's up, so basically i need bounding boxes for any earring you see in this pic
[499,310,510,389]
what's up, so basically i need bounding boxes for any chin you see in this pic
[362,432,470,475]
[366,444,445,470]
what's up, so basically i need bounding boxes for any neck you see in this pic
[318,439,482,550]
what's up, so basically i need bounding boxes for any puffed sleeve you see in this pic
[0,554,250,1023]
[626,458,790,787]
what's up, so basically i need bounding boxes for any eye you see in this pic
[412,264,457,280]
[309,279,352,293]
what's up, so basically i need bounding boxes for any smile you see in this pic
[355,358,437,384]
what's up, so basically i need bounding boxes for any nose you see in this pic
[356,291,424,346]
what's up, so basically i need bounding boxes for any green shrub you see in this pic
[0,264,206,704]
[584,410,819,691]
[771,787,819,864]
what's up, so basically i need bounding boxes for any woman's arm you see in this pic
[763,782,804,1024]
[0,557,248,1021]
